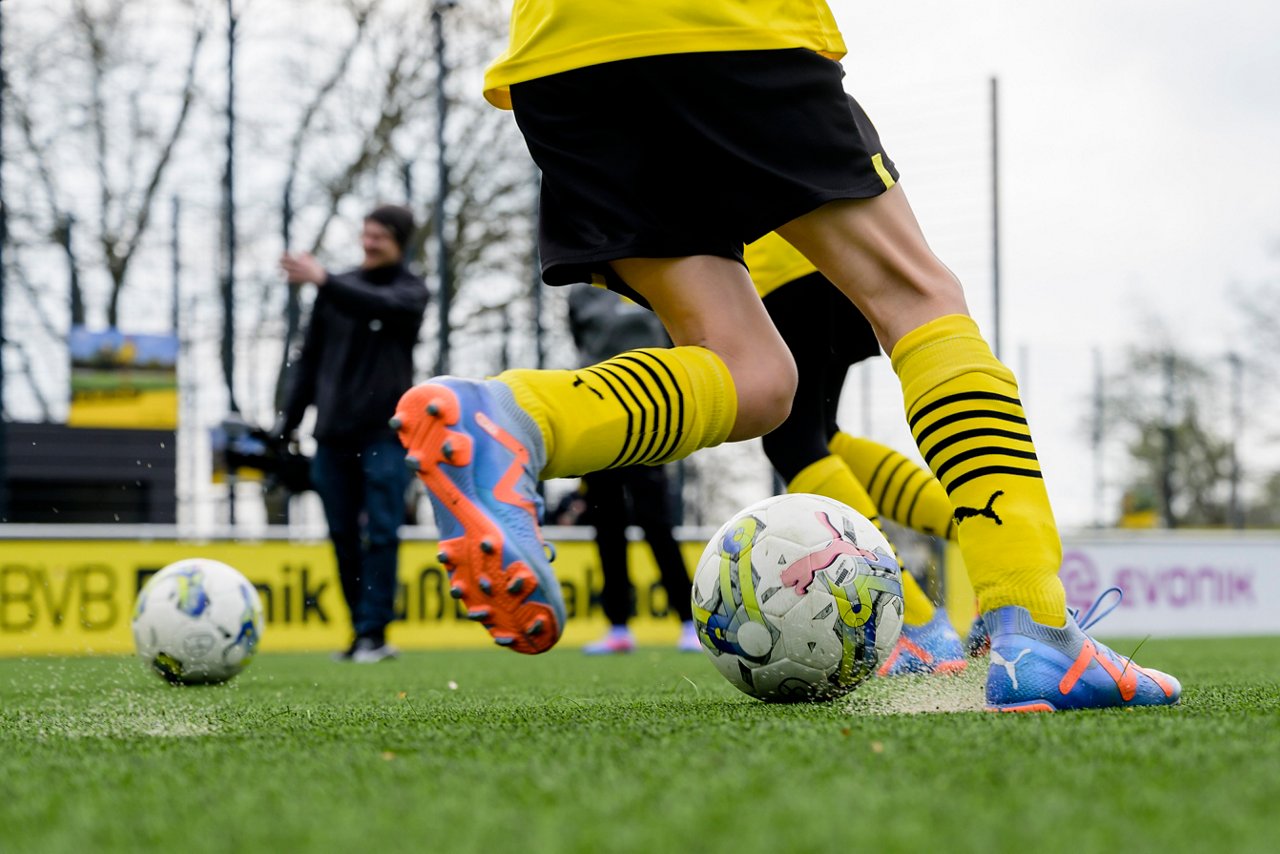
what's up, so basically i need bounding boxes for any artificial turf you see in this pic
[2,636,1277,853]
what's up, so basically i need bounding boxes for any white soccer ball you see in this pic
[692,493,904,702]
[132,558,264,685]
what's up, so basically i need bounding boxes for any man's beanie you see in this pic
[366,204,415,250]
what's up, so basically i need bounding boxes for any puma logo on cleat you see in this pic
[954,490,1004,525]
[990,647,1031,690]
[572,375,604,400]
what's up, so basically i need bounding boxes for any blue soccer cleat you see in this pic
[984,588,1181,712]
[965,612,990,658]
[393,378,565,654]
[876,606,968,677]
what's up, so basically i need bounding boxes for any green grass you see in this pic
[2,637,1278,854]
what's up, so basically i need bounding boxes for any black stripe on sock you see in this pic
[944,465,1043,495]
[864,452,894,500]
[585,366,640,469]
[908,390,1023,430]
[595,363,658,467]
[914,409,1028,450]
[920,425,1035,464]
[934,445,1041,483]
[902,474,929,530]
[619,351,685,464]
[878,457,910,517]
[890,467,923,524]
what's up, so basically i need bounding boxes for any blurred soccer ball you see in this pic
[692,493,904,702]
[132,558,264,685]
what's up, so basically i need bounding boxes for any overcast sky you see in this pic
[817,0,1280,527]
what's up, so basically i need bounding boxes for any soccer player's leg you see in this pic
[760,274,963,676]
[780,186,1180,709]
[395,257,790,654]
[829,433,956,541]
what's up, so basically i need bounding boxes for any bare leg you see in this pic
[776,185,968,352]
[611,255,797,441]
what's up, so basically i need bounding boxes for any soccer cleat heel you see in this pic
[876,605,967,677]
[983,588,1181,712]
[394,378,565,654]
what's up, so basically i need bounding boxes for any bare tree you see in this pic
[265,0,536,400]
[6,0,209,329]
[1102,345,1239,527]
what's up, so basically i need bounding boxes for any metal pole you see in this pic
[171,197,181,334]
[530,168,544,369]
[1227,352,1244,529]
[171,194,186,527]
[1091,347,1104,527]
[432,2,455,376]
[0,0,9,520]
[221,0,239,416]
[222,0,239,526]
[276,182,300,414]
[400,158,416,263]
[990,76,1002,360]
[1160,353,1176,529]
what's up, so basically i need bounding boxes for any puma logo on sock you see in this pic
[572,375,604,400]
[955,490,1004,525]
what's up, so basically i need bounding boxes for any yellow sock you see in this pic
[898,571,935,628]
[829,432,957,540]
[890,315,1065,626]
[498,346,737,479]
[787,455,935,626]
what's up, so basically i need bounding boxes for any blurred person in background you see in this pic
[567,284,700,654]
[277,205,429,663]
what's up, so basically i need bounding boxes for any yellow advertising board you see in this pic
[0,538,708,657]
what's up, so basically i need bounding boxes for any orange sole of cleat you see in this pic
[933,659,969,675]
[395,384,560,655]
[986,702,1056,713]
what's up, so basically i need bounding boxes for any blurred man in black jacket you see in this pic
[278,205,429,663]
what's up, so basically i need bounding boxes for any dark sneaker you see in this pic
[351,637,399,664]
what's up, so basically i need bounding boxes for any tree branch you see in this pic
[107,22,208,326]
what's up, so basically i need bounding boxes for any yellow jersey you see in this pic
[484,1,847,109]
[744,232,818,299]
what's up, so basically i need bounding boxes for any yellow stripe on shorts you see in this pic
[872,153,896,190]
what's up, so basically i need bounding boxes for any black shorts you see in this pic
[510,49,899,292]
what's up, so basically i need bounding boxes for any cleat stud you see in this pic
[388,416,402,430]
[505,577,525,595]
[480,540,495,555]
[437,550,450,564]
[442,440,454,460]
[404,456,421,472]
[449,585,464,600]
[494,636,516,647]
[426,402,440,416]
[478,578,492,595]
[527,618,545,636]
[466,608,491,622]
